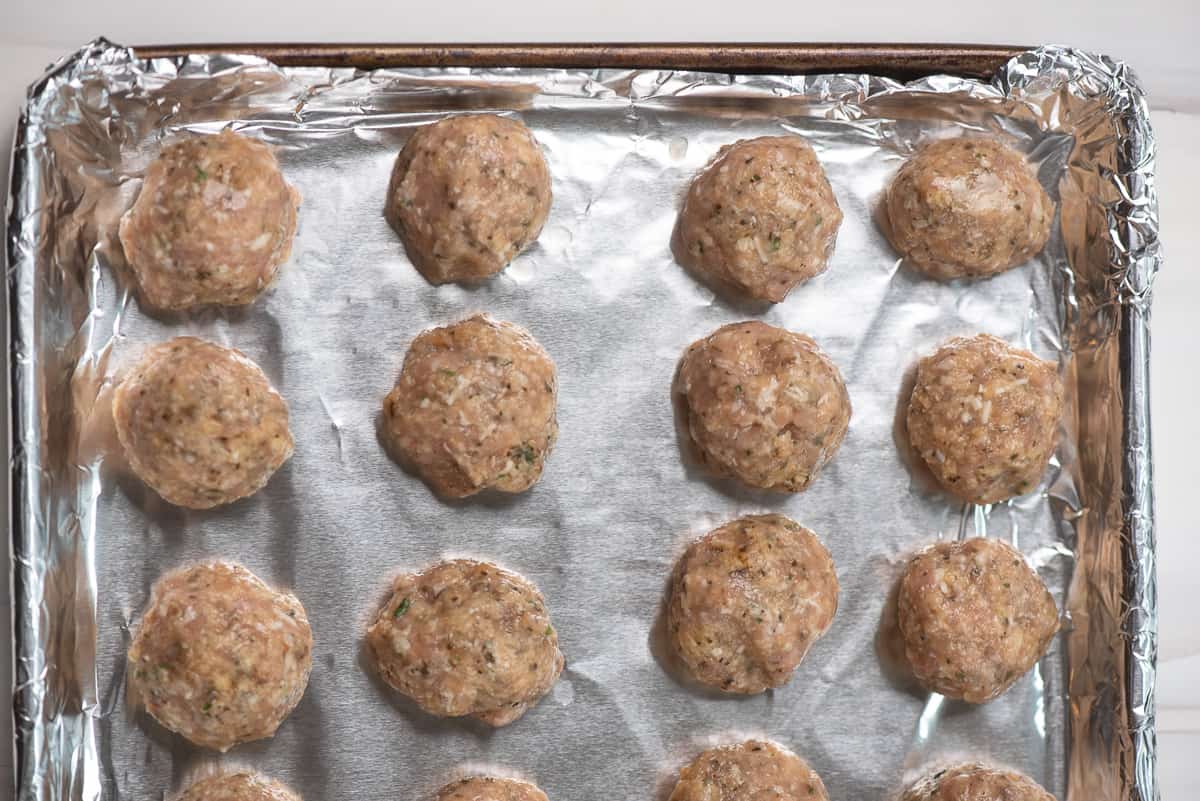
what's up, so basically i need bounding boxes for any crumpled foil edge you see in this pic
[999,46,1161,801]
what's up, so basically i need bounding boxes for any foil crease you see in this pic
[6,39,1160,801]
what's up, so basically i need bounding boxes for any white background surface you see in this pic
[2,2,1197,798]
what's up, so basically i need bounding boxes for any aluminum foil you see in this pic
[6,39,1160,801]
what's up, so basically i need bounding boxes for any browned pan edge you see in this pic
[133,43,1026,78]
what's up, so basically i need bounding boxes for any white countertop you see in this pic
[2,3,1197,797]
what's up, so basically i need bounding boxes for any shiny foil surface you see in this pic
[6,40,1160,801]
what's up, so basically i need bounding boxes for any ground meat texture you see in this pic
[176,771,302,801]
[127,562,312,751]
[118,129,299,310]
[677,136,842,303]
[437,777,549,801]
[906,334,1063,505]
[385,114,552,284]
[366,559,563,726]
[897,538,1059,703]
[113,337,294,509]
[668,740,829,801]
[676,321,850,492]
[902,763,1057,801]
[382,314,557,498]
[886,137,1054,280]
[668,514,838,694]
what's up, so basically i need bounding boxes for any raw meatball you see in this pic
[366,559,563,726]
[677,136,843,302]
[437,777,549,801]
[886,137,1054,280]
[114,337,293,509]
[382,314,557,498]
[902,763,1056,801]
[675,321,850,492]
[668,740,828,801]
[906,334,1063,505]
[385,114,552,284]
[897,538,1059,703]
[128,562,313,751]
[668,514,838,693]
[176,771,302,801]
[119,129,299,310]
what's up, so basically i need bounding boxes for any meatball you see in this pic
[897,538,1059,703]
[676,321,850,492]
[886,137,1054,280]
[906,334,1063,505]
[677,136,843,302]
[119,129,299,310]
[385,114,552,284]
[176,771,302,801]
[382,314,557,498]
[113,337,293,509]
[366,559,563,726]
[437,777,549,801]
[668,740,828,801]
[668,514,838,693]
[128,562,313,751]
[902,763,1056,801]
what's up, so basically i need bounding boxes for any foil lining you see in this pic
[6,39,1160,801]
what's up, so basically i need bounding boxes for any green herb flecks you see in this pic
[394,597,411,618]
[510,443,536,465]
[544,625,554,636]
[194,166,208,183]
[439,369,457,378]
[768,232,782,252]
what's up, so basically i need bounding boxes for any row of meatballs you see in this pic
[117,115,1054,313]
[127,525,1056,750]
[165,747,1056,801]
[129,532,1058,801]
[113,318,1064,508]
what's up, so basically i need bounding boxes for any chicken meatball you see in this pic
[114,337,293,509]
[668,740,829,801]
[676,321,850,492]
[366,559,563,726]
[886,137,1054,280]
[668,514,838,693]
[437,777,549,801]
[128,562,313,751]
[385,114,552,284]
[176,771,302,801]
[382,314,557,498]
[902,763,1056,801]
[677,136,843,302]
[119,129,299,310]
[897,538,1059,703]
[906,334,1063,505]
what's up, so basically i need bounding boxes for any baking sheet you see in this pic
[6,40,1160,801]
